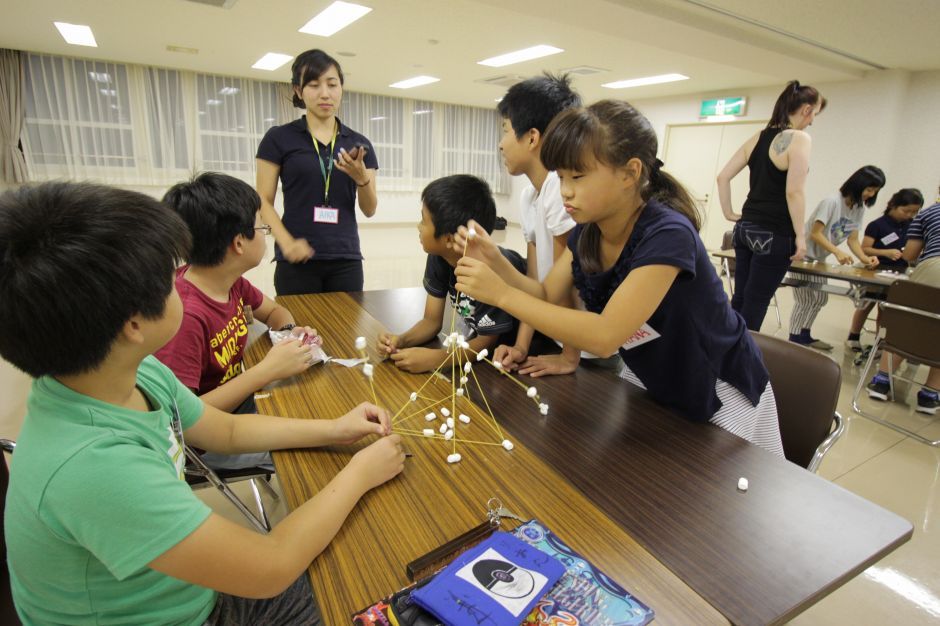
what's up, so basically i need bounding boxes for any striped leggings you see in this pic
[789,274,828,333]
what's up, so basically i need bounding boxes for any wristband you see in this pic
[278,323,296,331]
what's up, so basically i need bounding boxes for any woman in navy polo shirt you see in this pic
[845,187,923,351]
[256,49,378,295]
[454,100,784,456]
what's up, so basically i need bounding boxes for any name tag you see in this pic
[880,232,900,245]
[314,206,339,224]
[620,323,661,351]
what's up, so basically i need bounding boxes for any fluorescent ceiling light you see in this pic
[370,116,387,121]
[88,72,110,83]
[389,75,439,89]
[299,1,372,37]
[206,99,223,106]
[413,110,432,115]
[99,88,116,97]
[477,45,563,68]
[54,22,97,47]
[219,86,240,96]
[602,73,689,89]
[252,52,293,71]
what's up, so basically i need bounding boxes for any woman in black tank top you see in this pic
[715,81,826,330]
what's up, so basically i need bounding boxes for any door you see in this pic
[663,121,766,251]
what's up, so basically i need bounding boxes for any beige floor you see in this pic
[202,223,940,625]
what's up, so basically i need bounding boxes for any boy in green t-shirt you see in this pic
[0,182,404,624]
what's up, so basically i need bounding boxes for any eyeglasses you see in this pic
[254,224,272,236]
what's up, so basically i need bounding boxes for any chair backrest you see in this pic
[750,331,841,468]
[1,445,22,624]
[721,231,736,274]
[881,280,940,367]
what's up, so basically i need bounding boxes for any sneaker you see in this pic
[867,373,891,401]
[845,339,864,352]
[809,338,833,351]
[916,390,939,415]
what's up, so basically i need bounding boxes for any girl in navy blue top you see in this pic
[846,188,924,351]
[454,100,784,456]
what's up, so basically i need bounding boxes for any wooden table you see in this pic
[249,289,912,626]
[712,249,907,306]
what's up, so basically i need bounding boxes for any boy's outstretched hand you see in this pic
[389,347,447,374]
[455,257,509,307]
[331,402,391,444]
[346,434,405,491]
[493,344,527,371]
[376,331,400,356]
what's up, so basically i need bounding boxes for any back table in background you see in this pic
[246,288,912,626]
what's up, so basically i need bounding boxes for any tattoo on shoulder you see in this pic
[772,131,794,155]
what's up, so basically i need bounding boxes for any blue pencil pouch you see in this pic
[410,531,565,626]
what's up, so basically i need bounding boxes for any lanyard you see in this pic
[311,122,338,206]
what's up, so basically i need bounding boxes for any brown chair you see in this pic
[721,231,782,329]
[1,439,22,625]
[750,332,844,471]
[852,280,940,446]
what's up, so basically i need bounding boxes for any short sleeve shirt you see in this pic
[155,266,265,395]
[423,247,527,338]
[6,356,214,625]
[907,202,940,262]
[805,192,865,261]
[519,171,575,282]
[864,214,910,270]
[569,200,768,423]
[256,115,379,262]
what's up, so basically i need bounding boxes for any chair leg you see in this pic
[852,341,940,446]
[258,475,280,500]
[723,259,734,297]
[185,448,272,532]
[808,412,845,473]
[772,294,782,331]
[248,478,271,531]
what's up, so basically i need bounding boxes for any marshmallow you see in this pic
[460,376,468,385]
[425,412,437,421]
[737,477,749,491]
[501,439,514,451]
[467,226,477,239]
[526,386,537,398]
[458,414,471,424]
[456,388,464,397]
[539,403,549,415]
[442,336,452,348]
[459,341,470,349]
[464,362,472,373]
[439,423,448,434]
[476,348,488,361]
[440,407,451,417]
[447,453,462,463]
[446,417,455,429]
[444,429,454,441]
[362,363,374,378]
[410,392,418,402]
[354,336,367,350]
[493,360,503,371]
[423,428,434,437]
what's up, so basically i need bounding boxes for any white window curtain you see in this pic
[20,51,509,194]
[0,49,28,183]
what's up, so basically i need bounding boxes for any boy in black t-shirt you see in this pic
[376,175,526,373]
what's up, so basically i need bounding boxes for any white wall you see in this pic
[635,69,940,219]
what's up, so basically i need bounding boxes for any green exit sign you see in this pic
[700,97,747,117]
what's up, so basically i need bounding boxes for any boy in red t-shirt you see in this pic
[156,173,317,466]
